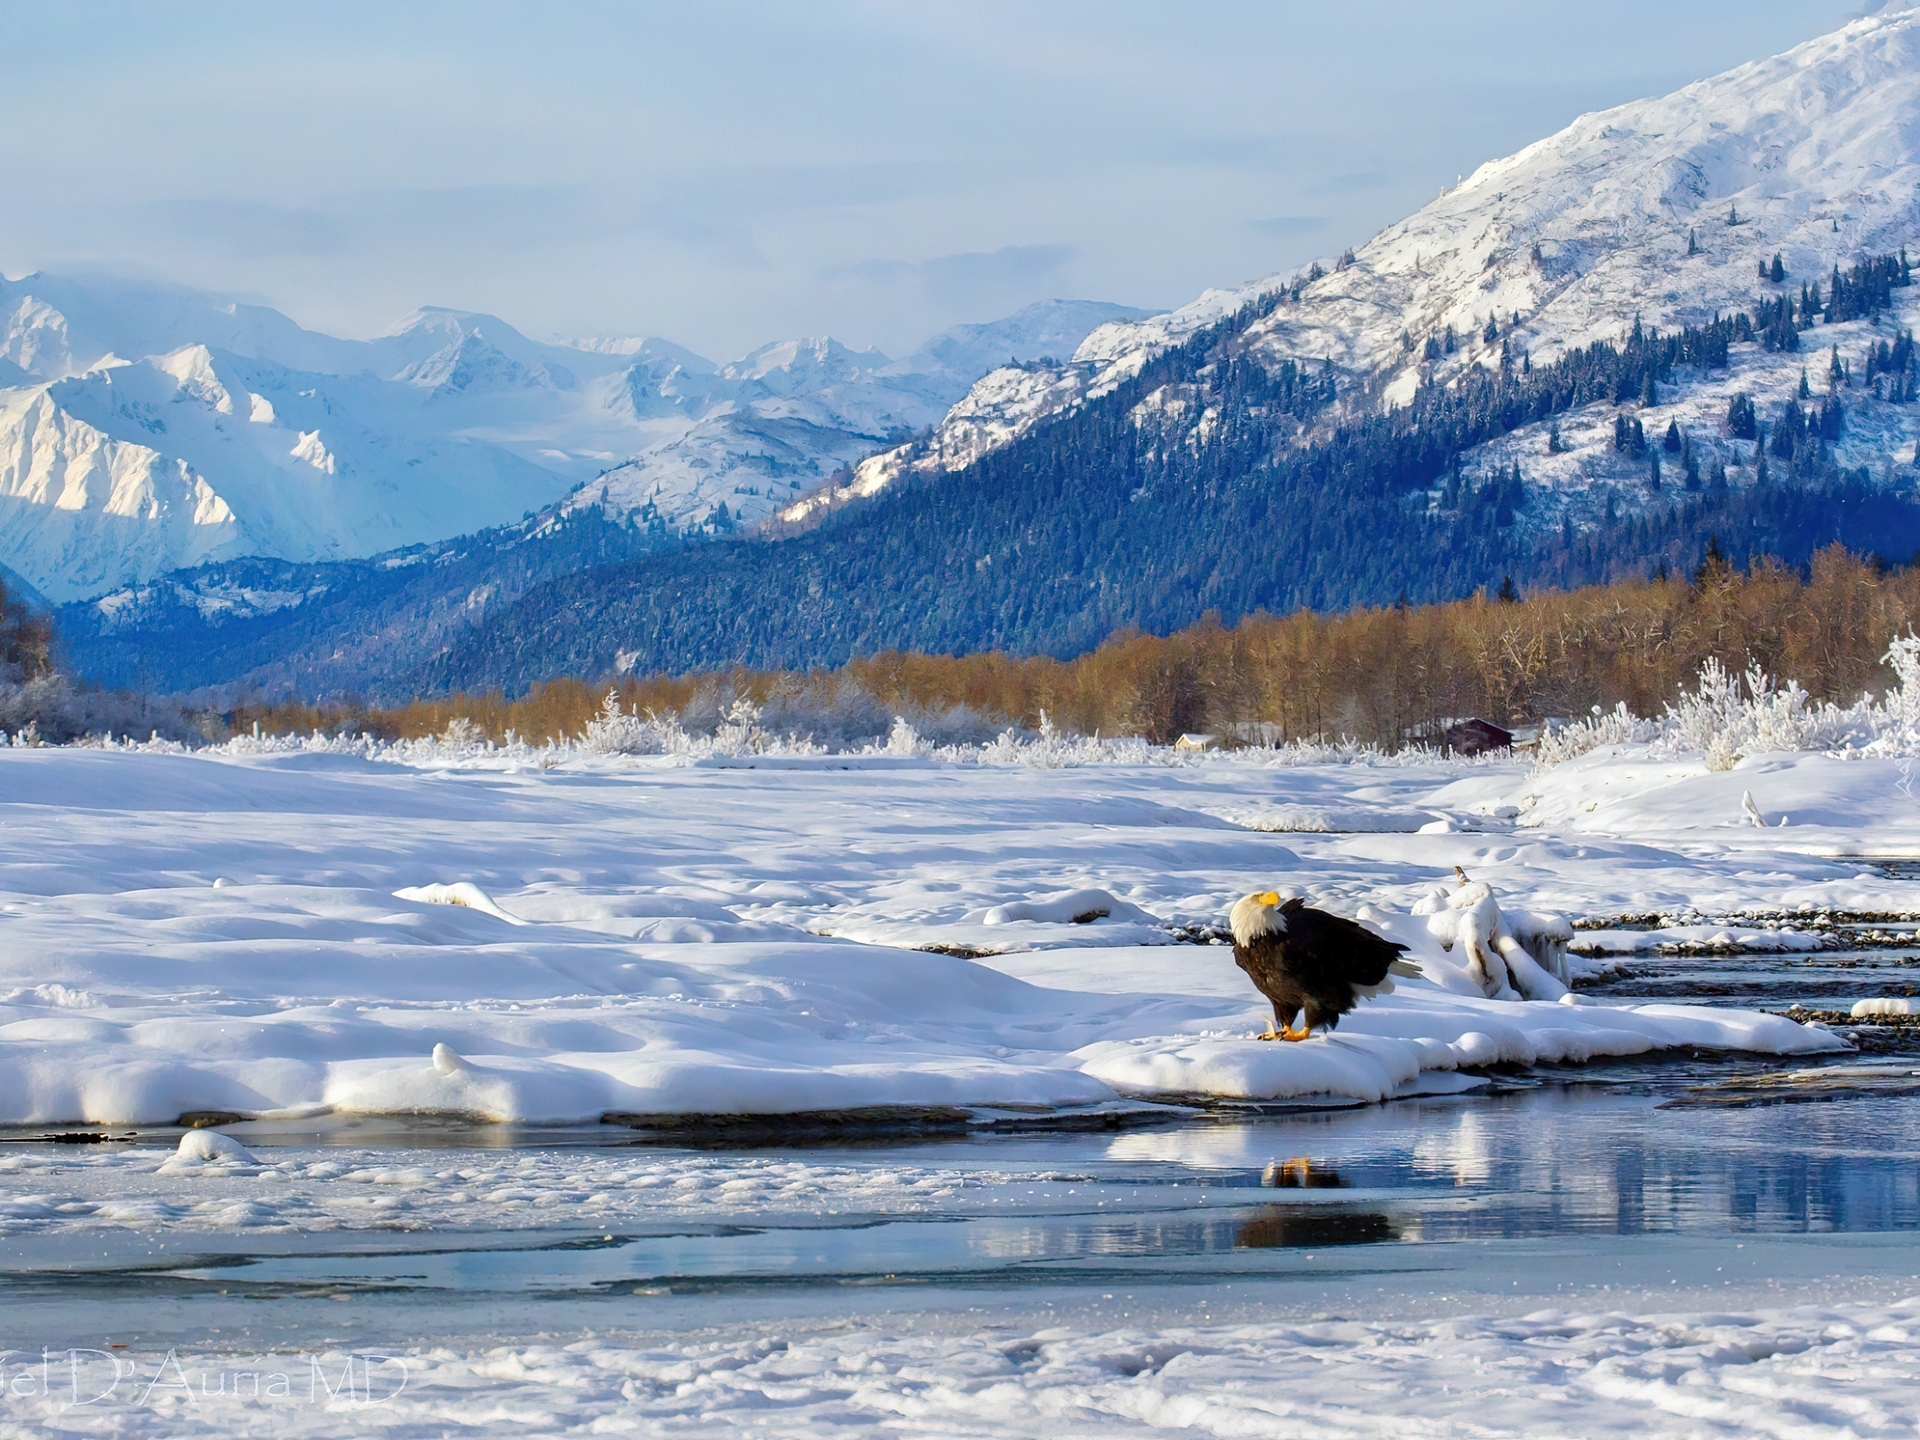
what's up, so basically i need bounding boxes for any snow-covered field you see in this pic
[6,739,1902,1130]
[7,737,1920,1433]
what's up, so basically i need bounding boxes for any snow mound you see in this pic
[1208,804,1441,833]
[1853,997,1919,1017]
[971,888,1157,926]
[393,881,526,925]
[156,1128,259,1174]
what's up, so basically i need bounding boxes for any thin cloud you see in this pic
[828,244,1077,306]
[1305,170,1387,197]
[1246,216,1329,237]
[136,199,346,259]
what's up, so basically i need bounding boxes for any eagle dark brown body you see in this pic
[1228,892,1416,1040]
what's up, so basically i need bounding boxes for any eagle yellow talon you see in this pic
[1279,1023,1312,1041]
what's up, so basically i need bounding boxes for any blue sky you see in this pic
[1,1,1864,358]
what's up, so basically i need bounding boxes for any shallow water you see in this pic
[8,1079,1920,1351]
[1588,944,1920,1012]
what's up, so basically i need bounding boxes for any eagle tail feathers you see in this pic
[1387,959,1423,978]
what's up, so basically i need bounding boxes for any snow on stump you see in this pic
[1411,872,1571,1001]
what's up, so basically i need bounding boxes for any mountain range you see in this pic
[0,277,1148,602]
[38,10,1920,701]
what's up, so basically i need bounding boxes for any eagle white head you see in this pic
[1229,890,1287,947]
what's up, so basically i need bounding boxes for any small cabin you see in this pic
[1443,718,1513,756]
[1173,733,1219,753]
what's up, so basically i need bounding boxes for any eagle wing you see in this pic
[1277,898,1410,987]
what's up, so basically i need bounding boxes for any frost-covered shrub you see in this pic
[0,675,214,746]
[974,712,1159,768]
[578,690,690,755]
[880,716,932,758]
[1533,636,1920,770]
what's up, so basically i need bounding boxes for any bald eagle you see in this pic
[1229,892,1420,1040]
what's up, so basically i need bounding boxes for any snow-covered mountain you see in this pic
[827,12,1920,532]
[1,342,587,601]
[555,302,1152,528]
[0,276,1148,600]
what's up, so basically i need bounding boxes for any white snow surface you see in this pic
[0,741,1878,1129]
[4,1299,1918,1437]
[854,11,1920,523]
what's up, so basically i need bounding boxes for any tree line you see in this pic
[227,544,1920,750]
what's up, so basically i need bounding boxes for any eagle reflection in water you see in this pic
[1234,1157,1398,1248]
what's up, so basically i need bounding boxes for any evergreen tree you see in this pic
[1770,253,1786,283]
[1774,403,1802,460]
[1727,392,1758,439]
[1496,575,1519,603]
[1663,419,1683,452]
[1687,229,1699,256]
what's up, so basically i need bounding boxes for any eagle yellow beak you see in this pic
[1254,891,1281,906]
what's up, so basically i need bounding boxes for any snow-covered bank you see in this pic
[0,742,1875,1127]
[7,1299,1917,1438]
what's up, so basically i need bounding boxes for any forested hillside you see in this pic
[413,283,1920,698]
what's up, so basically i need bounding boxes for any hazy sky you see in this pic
[1,1,1867,359]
